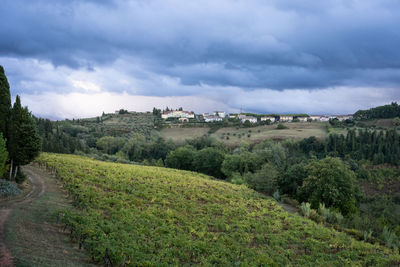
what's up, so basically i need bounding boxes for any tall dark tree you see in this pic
[0,133,7,177]
[8,96,41,179]
[0,65,11,137]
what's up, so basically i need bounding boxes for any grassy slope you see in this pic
[161,122,347,145]
[36,153,399,266]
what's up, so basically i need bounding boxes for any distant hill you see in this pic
[35,153,400,266]
[354,102,400,120]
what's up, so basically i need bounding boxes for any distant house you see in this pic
[241,116,257,124]
[213,111,226,118]
[179,118,189,123]
[280,116,293,122]
[297,117,308,122]
[309,115,321,121]
[161,110,195,119]
[336,115,353,121]
[320,116,329,122]
[204,115,223,122]
[229,114,238,119]
[261,116,276,123]
[310,115,329,122]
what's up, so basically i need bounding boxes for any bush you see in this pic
[245,163,279,194]
[0,179,21,197]
[15,168,27,184]
[272,190,281,202]
[276,124,288,129]
[382,226,399,250]
[298,157,360,215]
[301,202,311,218]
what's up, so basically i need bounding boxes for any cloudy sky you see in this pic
[1,0,400,119]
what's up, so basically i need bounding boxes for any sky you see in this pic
[1,0,400,119]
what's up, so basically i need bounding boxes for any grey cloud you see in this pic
[1,0,400,94]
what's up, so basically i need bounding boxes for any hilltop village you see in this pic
[158,109,353,124]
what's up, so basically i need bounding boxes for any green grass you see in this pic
[34,153,400,266]
[161,122,332,146]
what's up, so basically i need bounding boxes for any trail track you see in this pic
[0,166,45,267]
[0,165,95,267]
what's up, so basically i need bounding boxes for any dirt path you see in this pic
[0,165,95,267]
[0,169,45,267]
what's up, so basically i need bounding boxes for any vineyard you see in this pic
[35,153,400,266]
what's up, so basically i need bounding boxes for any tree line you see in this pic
[354,102,400,120]
[0,66,41,182]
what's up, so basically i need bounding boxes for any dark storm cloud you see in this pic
[1,0,400,94]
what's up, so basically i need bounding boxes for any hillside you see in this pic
[34,153,399,266]
[161,122,347,145]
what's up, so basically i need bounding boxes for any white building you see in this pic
[280,115,293,122]
[204,115,223,122]
[261,116,276,123]
[241,116,257,124]
[297,117,309,122]
[336,115,353,121]
[213,111,226,118]
[161,110,195,119]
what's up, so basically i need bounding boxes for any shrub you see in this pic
[363,230,373,242]
[382,226,399,250]
[298,157,359,215]
[272,190,281,202]
[0,179,21,197]
[245,163,279,194]
[276,124,288,129]
[301,202,311,218]
[15,168,27,184]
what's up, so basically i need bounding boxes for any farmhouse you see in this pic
[297,117,309,122]
[310,115,329,122]
[214,111,226,118]
[241,116,257,124]
[204,115,223,122]
[280,115,293,122]
[261,116,276,122]
[336,115,353,121]
[161,110,195,119]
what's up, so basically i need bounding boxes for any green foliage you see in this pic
[15,167,27,184]
[96,136,125,154]
[382,226,399,250]
[393,117,400,126]
[0,65,11,137]
[165,145,196,171]
[0,179,21,197]
[354,102,400,120]
[221,152,263,178]
[0,133,8,177]
[278,163,308,196]
[35,153,400,266]
[301,202,311,218]
[245,163,279,194]
[8,96,41,168]
[193,147,225,178]
[298,157,359,215]
[276,124,288,129]
[272,190,281,202]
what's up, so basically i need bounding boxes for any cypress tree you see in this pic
[8,95,41,179]
[0,65,11,138]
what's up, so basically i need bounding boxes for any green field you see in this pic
[35,153,399,266]
[161,122,347,145]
